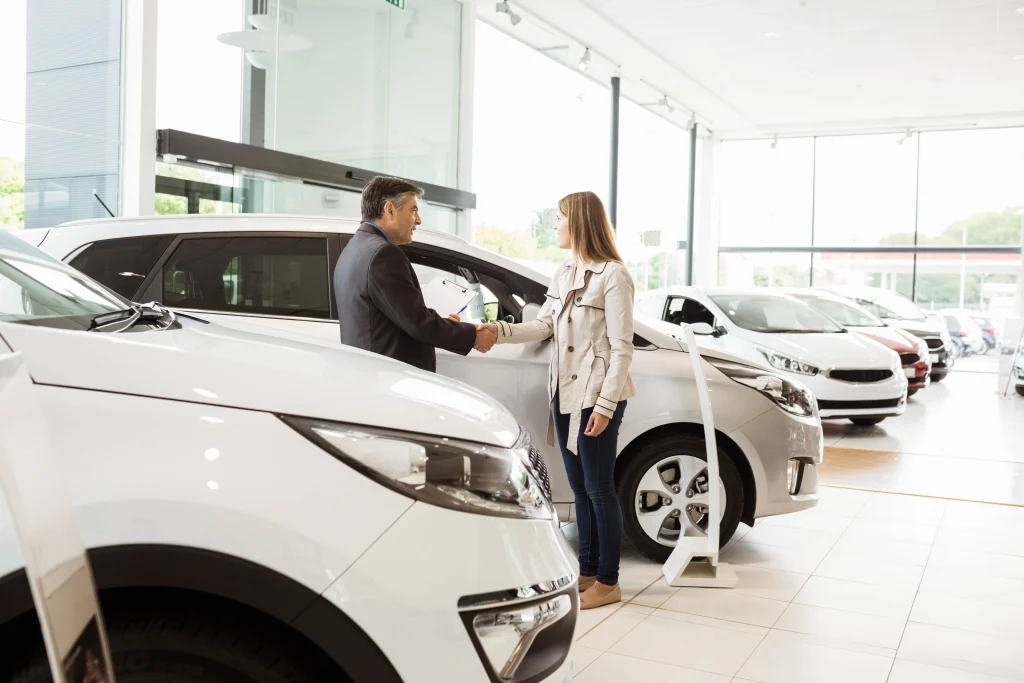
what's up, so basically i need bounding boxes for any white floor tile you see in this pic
[574,652,731,683]
[730,565,809,602]
[617,562,664,602]
[928,544,1024,581]
[620,602,655,616]
[814,487,874,517]
[757,509,854,534]
[650,608,770,636]
[577,605,649,651]
[942,500,1024,535]
[793,576,917,620]
[740,524,842,552]
[834,432,906,452]
[909,591,1024,638]
[829,533,933,567]
[933,527,1024,559]
[814,549,926,590]
[918,565,1024,606]
[630,579,679,609]
[856,492,947,526]
[843,517,939,545]
[888,659,1023,683]
[898,622,1024,680]
[660,587,788,628]
[571,645,603,675]
[774,602,907,650]
[719,541,829,575]
[761,626,897,659]
[575,602,622,641]
[610,613,765,676]
[736,630,894,683]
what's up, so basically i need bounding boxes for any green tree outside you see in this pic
[0,158,25,230]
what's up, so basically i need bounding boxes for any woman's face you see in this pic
[555,211,571,250]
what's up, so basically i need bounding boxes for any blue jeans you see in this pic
[553,393,626,586]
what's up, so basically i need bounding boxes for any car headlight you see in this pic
[917,339,929,359]
[282,417,553,520]
[891,353,902,373]
[756,346,819,376]
[709,359,817,418]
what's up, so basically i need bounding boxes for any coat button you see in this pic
[572,374,577,380]
[577,297,582,303]
[568,346,574,352]
[567,317,572,323]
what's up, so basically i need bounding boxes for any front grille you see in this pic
[924,337,944,350]
[828,369,894,383]
[899,353,920,365]
[1016,368,1024,380]
[817,398,903,410]
[527,445,553,500]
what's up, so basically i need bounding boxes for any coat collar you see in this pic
[561,259,609,275]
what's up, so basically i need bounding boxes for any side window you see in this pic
[69,235,174,300]
[666,296,716,326]
[162,236,330,318]
[636,295,667,320]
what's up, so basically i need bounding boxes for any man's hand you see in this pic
[584,412,610,438]
[447,313,461,322]
[474,323,497,353]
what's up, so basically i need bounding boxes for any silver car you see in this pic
[27,215,823,561]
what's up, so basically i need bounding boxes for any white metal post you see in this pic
[120,0,158,217]
[454,0,476,242]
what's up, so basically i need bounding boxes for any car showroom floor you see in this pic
[568,366,1024,682]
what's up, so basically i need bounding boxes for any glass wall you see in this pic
[0,0,122,231]
[717,129,1023,323]
[472,21,691,290]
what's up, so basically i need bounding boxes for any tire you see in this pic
[931,372,947,383]
[617,434,744,563]
[1016,386,1024,397]
[907,388,919,398]
[850,417,885,427]
[7,591,344,683]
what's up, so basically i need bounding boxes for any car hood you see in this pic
[848,326,917,353]
[0,319,521,448]
[887,317,944,338]
[734,329,896,369]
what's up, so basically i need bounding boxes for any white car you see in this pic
[635,287,908,427]
[28,215,824,561]
[1015,339,1024,396]
[0,231,578,683]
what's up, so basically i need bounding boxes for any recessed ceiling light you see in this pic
[1015,55,1024,60]
[765,31,780,38]
[1016,6,1024,14]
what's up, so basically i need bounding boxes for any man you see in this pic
[334,175,496,372]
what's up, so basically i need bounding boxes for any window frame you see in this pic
[137,231,342,321]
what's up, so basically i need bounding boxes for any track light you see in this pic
[496,2,522,26]
[898,130,913,145]
[658,95,673,113]
[770,135,778,150]
[578,48,591,72]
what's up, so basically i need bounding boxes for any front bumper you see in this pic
[729,407,822,520]
[802,373,908,419]
[321,502,578,683]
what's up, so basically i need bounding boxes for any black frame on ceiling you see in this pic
[156,129,477,212]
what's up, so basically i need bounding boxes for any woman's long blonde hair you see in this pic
[558,191,624,265]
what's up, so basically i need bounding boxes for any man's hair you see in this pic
[361,176,424,222]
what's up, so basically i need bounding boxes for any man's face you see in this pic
[385,194,421,245]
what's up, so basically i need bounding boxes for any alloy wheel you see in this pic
[633,454,727,547]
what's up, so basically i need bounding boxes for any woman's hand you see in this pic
[584,412,610,437]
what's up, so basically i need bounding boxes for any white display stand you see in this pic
[661,325,737,588]
[0,352,116,683]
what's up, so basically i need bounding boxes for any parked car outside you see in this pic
[824,286,954,382]
[783,289,932,397]
[0,231,578,683]
[940,310,987,357]
[28,215,825,562]
[635,286,908,427]
[970,312,998,352]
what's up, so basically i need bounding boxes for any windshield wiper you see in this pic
[88,302,176,333]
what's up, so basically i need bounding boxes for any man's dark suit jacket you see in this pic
[334,223,477,372]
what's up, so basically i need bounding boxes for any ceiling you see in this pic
[476,0,1024,138]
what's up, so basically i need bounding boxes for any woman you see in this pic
[478,191,635,609]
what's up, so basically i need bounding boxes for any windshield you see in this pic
[873,293,927,321]
[803,297,884,328]
[711,294,844,333]
[0,252,130,331]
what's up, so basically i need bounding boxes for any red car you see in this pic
[786,290,932,397]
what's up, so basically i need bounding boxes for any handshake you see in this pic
[447,314,498,354]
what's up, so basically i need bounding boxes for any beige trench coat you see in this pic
[495,259,637,454]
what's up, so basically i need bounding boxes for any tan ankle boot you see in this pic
[580,583,621,610]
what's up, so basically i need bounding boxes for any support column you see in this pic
[684,123,698,285]
[120,0,158,217]
[691,129,720,288]
[455,0,476,241]
[609,75,620,229]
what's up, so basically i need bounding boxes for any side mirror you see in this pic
[690,322,716,336]
[522,302,542,323]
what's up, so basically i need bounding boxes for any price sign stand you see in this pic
[661,326,738,588]
[0,352,116,683]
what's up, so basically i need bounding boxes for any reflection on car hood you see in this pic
[849,326,918,353]
[0,319,521,447]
